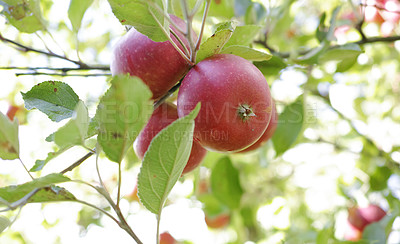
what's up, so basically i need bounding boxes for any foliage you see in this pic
[0,0,400,243]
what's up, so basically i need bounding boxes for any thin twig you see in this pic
[170,29,190,57]
[181,0,197,63]
[256,35,400,59]
[75,199,120,225]
[192,0,211,62]
[95,148,109,194]
[354,35,400,45]
[15,72,111,77]
[59,151,94,174]
[148,8,194,65]
[360,3,400,14]
[190,0,206,17]
[312,91,399,169]
[153,81,182,109]
[0,66,110,71]
[116,162,122,207]
[0,33,99,68]
[18,158,34,180]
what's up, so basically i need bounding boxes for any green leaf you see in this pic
[54,101,89,148]
[207,0,235,19]
[224,25,262,47]
[296,41,330,65]
[319,44,363,63]
[46,116,98,143]
[362,222,386,244]
[336,56,359,72]
[196,22,236,63]
[138,103,200,214]
[0,216,11,234]
[272,96,304,156]
[107,0,168,42]
[316,12,327,43]
[244,2,267,25]
[221,45,271,61]
[197,194,228,216]
[21,81,80,122]
[30,147,69,172]
[0,112,19,160]
[316,226,334,244]
[96,74,153,163]
[254,56,287,77]
[0,173,75,203]
[68,0,94,32]
[210,156,243,209]
[3,0,45,33]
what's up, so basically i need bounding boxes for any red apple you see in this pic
[159,232,177,244]
[111,15,196,100]
[239,100,278,153]
[177,54,272,152]
[347,204,386,231]
[134,102,207,174]
[205,213,230,229]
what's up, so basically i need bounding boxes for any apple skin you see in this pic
[177,54,272,152]
[111,15,195,100]
[159,232,177,244]
[347,204,386,231]
[205,213,230,229]
[134,102,207,174]
[239,100,278,153]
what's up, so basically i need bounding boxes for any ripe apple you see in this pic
[159,232,177,244]
[111,15,196,100]
[205,213,230,229]
[347,204,386,231]
[177,54,272,152]
[239,100,278,153]
[134,102,207,174]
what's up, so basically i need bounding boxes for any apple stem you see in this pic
[148,8,195,66]
[180,0,196,62]
[191,0,211,63]
[237,104,256,121]
[170,28,190,57]
[146,1,186,34]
